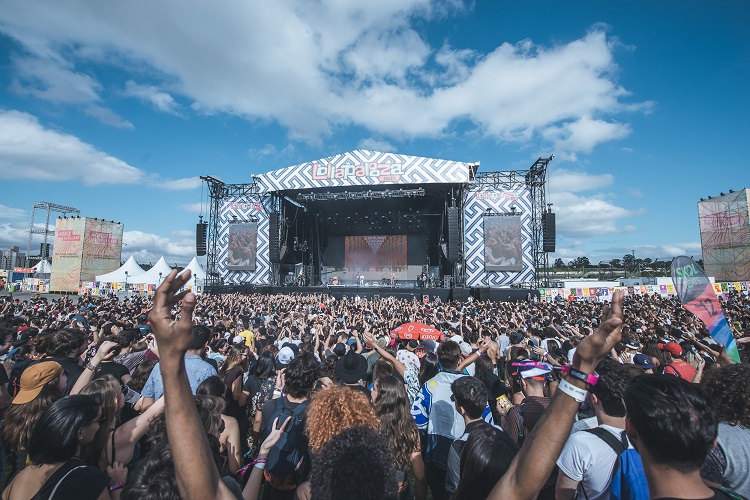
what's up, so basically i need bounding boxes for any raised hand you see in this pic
[93,340,120,363]
[148,269,196,364]
[572,290,623,374]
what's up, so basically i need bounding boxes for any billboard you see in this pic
[50,218,86,292]
[483,216,523,272]
[227,222,258,271]
[50,218,123,292]
[81,219,123,281]
[699,189,750,281]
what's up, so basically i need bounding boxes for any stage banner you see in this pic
[81,219,123,282]
[255,150,471,193]
[227,222,258,271]
[483,216,523,272]
[50,218,86,293]
[671,256,739,363]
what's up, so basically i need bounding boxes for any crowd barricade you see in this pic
[538,281,750,302]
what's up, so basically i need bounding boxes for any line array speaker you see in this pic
[542,212,556,253]
[196,222,207,256]
[447,206,460,262]
[269,213,280,263]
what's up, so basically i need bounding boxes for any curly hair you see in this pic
[306,385,378,454]
[702,363,750,427]
[372,375,418,470]
[310,426,398,500]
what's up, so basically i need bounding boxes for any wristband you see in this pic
[558,378,588,403]
[560,365,599,385]
[109,482,125,492]
[253,457,268,470]
[85,362,98,372]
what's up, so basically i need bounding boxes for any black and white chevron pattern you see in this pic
[464,186,535,287]
[217,196,273,285]
[256,150,471,192]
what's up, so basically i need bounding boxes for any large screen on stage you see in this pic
[345,235,407,272]
[227,222,258,271]
[483,216,523,272]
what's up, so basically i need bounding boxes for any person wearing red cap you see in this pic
[663,341,697,381]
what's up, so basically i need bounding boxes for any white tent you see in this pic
[130,256,174,285]
[34,259,51,274]
[95,256,145,283]
[178,257,206,284]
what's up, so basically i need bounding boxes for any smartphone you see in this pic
[496,394,512,413]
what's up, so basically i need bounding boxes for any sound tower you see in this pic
[447,206,460,262]
[542,212,556,253]
[196,220,207,256]
[269,213,280,263]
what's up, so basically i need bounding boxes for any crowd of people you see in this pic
[0,270,749,499]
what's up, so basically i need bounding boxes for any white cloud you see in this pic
[542,116,631,155]
[123,230,194,265]
[0,205,27,220]
[10,53,101,104]
[156,176,201,190]
[0,4,645,152]
[358,138,395,152]
[123,81,180,115]
[549,168,613,193]
[0,109,145,185]
[177,202,204,213]
[83,105,134,129]
[553,191,640,237]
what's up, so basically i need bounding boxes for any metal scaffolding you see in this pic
[473,155,554,288]
[26,202,80,266]
[200,176,263,287]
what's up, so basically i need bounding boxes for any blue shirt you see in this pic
[142,354,217,400]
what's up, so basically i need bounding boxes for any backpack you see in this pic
[262,397,309,490]
[581,428,649,500]
[514,404,528,448]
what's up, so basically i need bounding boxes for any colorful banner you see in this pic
[671,256,739,363]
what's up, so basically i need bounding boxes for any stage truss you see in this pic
[201,155,553,290]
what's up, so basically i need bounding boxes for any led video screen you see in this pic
[483,216,523,272]
[345,235,407,272]
[227,222,257,271]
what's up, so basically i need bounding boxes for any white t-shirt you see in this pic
[556,424,630,500]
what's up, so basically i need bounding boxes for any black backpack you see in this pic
[263,398,309,485]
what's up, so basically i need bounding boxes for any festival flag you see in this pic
[671,256,739,363]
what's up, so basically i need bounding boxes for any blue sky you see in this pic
[0,1,747,267]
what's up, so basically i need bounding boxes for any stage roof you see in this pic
[255,150,473,193]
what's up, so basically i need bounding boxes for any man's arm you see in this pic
[487,290,624,500]
[149,269,234,500]
[555,471,580,500]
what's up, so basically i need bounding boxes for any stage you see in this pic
[203,284,539,302]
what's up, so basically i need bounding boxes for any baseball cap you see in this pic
[275,346,295,369]
[663,341,682,357]
[510,332,525,345]
[625,340,642,350]
[13,361,63,405]
[232,335,244,345]
[632,354,656,370]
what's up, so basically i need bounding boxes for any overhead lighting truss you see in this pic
[297,188,425,202]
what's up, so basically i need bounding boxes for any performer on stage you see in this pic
[297,272,305,286]
[419,272,427,289]
[358,273,364,287]
[390,272,395,287]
